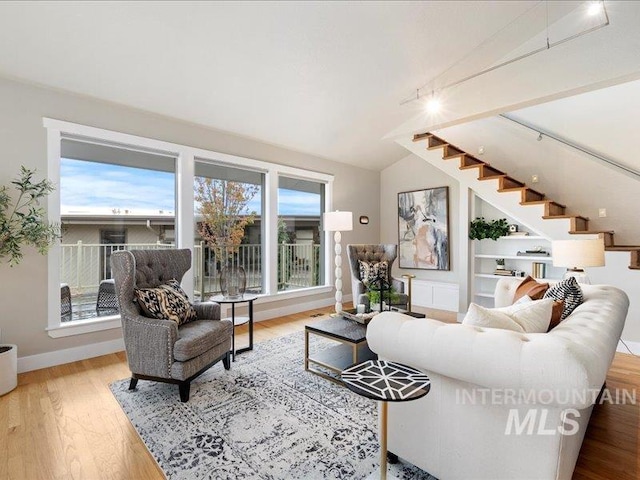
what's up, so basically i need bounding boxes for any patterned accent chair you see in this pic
[111,249,232,402]
[346,244,408,311]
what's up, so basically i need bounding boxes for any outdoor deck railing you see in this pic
[60,241,321,315]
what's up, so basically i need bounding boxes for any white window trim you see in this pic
[44,118,334,338]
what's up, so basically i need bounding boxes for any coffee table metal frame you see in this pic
[304,316,376,384]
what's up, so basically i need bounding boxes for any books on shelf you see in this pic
[531,262,547,278]
[508,231,529,236]
[494,269,515,276]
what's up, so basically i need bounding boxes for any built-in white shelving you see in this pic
[471,196,564,307]
[475,254,553,262]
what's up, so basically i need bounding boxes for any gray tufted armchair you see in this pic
[111,248,232,402]
[347,244,409,311]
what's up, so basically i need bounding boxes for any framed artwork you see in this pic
[398,186,450,270]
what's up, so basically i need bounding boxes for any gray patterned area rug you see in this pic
[110,329,436,480]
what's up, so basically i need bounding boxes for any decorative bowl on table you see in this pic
[340,308,378,325]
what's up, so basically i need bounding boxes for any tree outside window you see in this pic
[194,177,259,263]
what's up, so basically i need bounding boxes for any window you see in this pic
[193,161,265,300]
[277,177,325,292]
[45,119,333,337]
[59,139,176,322]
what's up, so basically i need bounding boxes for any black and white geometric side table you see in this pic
[342,360,431,480]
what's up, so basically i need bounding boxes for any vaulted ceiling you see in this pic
[0,1,540,170]
[0,1,638,172]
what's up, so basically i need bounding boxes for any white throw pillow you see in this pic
[463,298,553,333]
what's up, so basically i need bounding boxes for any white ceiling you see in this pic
[0,1,541,170]
[509,79,640,176]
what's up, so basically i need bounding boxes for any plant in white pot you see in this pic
[0,166,60,395]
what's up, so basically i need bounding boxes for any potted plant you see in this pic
[0,166,60,395]
[366,285,400,312]
[496,258,505,270]
[469,217,510,241]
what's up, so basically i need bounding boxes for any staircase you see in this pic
[410,132,640,270]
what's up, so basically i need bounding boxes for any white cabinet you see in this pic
[471,198,563,307]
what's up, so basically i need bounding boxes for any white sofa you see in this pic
[367,277,629,480]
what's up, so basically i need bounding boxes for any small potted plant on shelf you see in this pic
[495,258,505,270]
[0,166,60,396]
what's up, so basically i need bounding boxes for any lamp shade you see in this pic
[323,211,353,232]
[552,239,605,268]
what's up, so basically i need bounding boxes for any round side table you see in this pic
[342,360,430,480]
[209,294,258,361]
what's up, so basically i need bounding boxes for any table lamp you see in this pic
[552,239,605,284]
[323,210,353,313]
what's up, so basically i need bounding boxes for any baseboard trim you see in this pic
[617,339,640,356]
[18,338,125,374]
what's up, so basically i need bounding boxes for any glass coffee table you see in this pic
[304,316,376,384]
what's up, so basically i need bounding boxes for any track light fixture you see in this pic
[402,0,610,108]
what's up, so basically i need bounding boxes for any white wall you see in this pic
[0,76,380,362]
[380,153,460,284]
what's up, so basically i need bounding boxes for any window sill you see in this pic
[47,287,333,338]
[47,316,122,338]
[258,285,333,304]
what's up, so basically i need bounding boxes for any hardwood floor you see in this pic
[1,306,638,479]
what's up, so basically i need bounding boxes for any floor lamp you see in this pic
[323,210,353,313]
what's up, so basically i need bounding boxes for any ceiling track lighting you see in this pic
[402,0,610,107]
[537,133,543,141]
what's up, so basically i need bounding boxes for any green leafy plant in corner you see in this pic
[469,217,510,241]
[0,167,60,266]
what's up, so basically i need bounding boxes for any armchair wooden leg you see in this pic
[179,382,191,403]
[223,351,231,370]
[129,377,139,390]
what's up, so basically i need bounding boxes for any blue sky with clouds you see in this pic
[61,159,320,216]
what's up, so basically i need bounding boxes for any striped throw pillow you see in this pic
[542,277,583,320]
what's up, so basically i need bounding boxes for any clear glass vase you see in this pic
[220,264,246,299]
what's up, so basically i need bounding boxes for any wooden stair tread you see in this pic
[629,266,640,270]
[498,186,526,192]
[523,187,545,197]
[413,132,432,142]
[501,176,526,189]
[542,215,589,221]
[605,246,640,251]
[427,135,447,150]
[520,200,566,208]
[479,174,507,180]
[459,163,486,170]
[443,152,465,159]
[569,230,614,235]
